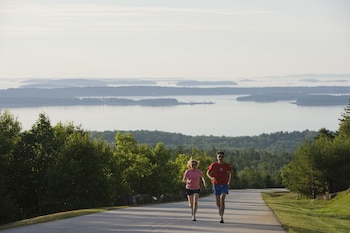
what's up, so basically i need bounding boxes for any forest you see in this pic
[90,129,317,152]
[0,102,349,225]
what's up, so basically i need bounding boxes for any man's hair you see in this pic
[216,151,224,155]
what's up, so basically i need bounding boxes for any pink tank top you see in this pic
[183,169,203,190]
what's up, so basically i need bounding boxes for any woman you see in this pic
[182,158,207,221]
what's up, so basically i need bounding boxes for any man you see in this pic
[206,151,233,223]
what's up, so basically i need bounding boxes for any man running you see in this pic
[206,151,233,223]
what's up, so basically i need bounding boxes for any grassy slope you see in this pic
[262,189,350,233]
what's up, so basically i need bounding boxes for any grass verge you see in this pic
[262,189,350,233]
[0,206,127,231]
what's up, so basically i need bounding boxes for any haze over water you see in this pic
[1,77,348,137]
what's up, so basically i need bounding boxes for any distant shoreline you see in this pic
[0,97,214,108]
[1,74,350,90]
[1,85,349,107]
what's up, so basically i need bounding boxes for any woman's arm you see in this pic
[182,171,188,183]
[201,176,207,188]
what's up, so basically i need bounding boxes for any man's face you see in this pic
[217,153,224,161]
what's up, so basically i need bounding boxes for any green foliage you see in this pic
[281,141,327,197]
[0,110,22,223]
[8,113,66,217]
[232,149,292,189]
[338,100,350,138]
[114,132,181,196]
[91,129,317,152]
[47,132,118,211]
[282,102,350,197]
[1,112,121,223]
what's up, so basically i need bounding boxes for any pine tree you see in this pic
[337,99,350,138]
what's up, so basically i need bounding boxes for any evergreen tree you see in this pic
[0,110,22,223]
[337,99,350,138]
[282,101,350,197]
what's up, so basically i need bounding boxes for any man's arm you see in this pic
[227,169,233,185]
[206,169,212,180]
[206,169,215,182]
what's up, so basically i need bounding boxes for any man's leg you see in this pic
[219,193,226,216]
[219,193,226,223]
[215,195,220,208]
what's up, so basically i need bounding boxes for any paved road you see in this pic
[1,189,286,233]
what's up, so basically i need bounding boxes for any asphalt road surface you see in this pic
[2,189,286,233]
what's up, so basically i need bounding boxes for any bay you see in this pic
[4,95,346,137]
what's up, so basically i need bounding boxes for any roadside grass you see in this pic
[262,189,350,233]
[0,206,127,231]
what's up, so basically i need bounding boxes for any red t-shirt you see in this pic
[207,162,232,185]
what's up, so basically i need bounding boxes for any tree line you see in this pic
[281,102,350,198]
[91,129,317,152]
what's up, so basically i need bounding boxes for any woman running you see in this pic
[182,158,207,221]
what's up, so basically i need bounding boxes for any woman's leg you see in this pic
[187,195,192,207]
[192,193,199,219]
[187,194,194,215]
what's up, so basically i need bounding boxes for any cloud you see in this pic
[0,2,275,36]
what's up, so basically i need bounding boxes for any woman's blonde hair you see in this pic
[187,157,200,168]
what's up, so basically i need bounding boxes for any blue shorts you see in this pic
[212,184,229,196]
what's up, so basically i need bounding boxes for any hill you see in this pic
[90,129,318,152]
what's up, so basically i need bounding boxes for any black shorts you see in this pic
[186,189,200,195]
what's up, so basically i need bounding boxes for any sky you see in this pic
[0,0,350,81]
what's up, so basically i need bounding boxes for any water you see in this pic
[3,95,346,137]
